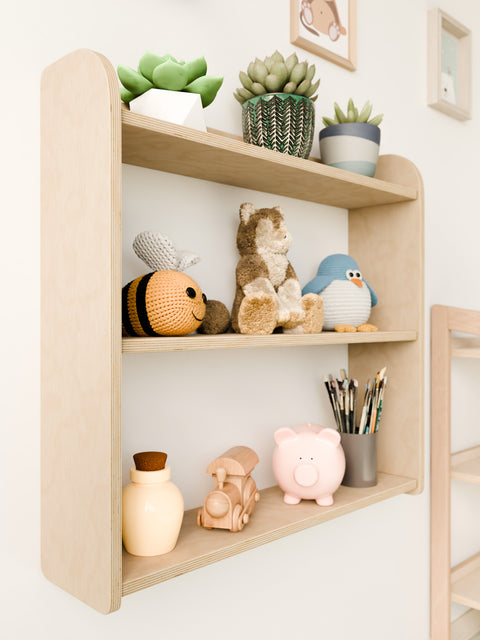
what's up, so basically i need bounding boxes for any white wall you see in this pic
[3,0,480,637]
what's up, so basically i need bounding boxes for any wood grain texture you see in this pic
[431,305,452,640]
[430,306,480,638]
[451,446,480,484]
[41,49,122,614]
[451,609,480,640]
[122,330,417,353]
[452,338,480,358]
[451,552,480,610]
[348,155,424,491]
[121,110,416,209]
[122,473,415,595]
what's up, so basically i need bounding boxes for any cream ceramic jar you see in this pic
[122,465,184,557]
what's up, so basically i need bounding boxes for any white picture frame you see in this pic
[427,8,471,121]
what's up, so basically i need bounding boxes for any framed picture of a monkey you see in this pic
[290,0,356,71]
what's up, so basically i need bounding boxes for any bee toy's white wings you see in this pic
[133,231,201,272]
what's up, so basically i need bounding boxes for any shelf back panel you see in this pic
[348,155,424,492]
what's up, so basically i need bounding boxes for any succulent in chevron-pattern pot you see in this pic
[235,51,320,159]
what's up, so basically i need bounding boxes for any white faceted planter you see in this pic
[129,89,206,131]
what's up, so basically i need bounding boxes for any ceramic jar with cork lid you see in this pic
[122,451,184,557]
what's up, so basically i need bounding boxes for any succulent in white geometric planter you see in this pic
[234,51,320,159]
[319,99,384,177]
[117,51,223,131]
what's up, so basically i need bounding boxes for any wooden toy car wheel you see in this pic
[197,509,203,527]
[232,505,244,532]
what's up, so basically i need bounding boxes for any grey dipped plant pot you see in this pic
[319,122,381,177]
[242,93,315,159]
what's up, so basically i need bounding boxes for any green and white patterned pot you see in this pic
[319,122,381,177]
[242,93,315,159]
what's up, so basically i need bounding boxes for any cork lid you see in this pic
[133,451,167,472]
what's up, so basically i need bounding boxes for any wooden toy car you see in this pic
[197,446,260,532]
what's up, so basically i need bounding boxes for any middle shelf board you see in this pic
[121,110,417,210]
[122,472,416,596]
[452,552,480,610]
[122,330,417,353]
[451,446,480,484]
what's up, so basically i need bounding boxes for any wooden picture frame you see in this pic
[290,0,356,71]
[427,8,471,121]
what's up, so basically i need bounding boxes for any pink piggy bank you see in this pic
[273,423,345,506]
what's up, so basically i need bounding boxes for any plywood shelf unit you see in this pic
[41,49,424,614]
[431,306,480,640]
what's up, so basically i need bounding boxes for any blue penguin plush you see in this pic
[302,254,378,332]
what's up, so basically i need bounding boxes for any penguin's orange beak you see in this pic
[352,278,363,288]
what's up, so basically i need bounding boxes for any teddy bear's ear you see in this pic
[239,202,256,225]
[273,206,283,214]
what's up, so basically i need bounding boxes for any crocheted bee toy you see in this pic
[302,254,378,332]
[122,231,207,337]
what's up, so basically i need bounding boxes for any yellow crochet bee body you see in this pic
[122,270,206,337]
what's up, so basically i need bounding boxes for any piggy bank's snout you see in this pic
[294,463,319,487]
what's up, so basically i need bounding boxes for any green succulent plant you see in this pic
[234,50,320,105]
[118,51,223,108]
[322,99,384,127]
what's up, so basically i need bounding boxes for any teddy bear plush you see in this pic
[231,203,324,335]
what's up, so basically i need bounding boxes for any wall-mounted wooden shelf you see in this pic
[122,330,417,353]
[41,49,424,614]
[122,472,416,596]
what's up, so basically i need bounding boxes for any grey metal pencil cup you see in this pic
[340,432,378,488]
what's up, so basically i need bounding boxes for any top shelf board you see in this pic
[121,110,417,210]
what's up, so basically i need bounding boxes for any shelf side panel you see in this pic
[41,49,122,614]
[348,155,424,492]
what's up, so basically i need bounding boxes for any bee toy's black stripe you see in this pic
[136,272,158,336]
[122,280,136,337]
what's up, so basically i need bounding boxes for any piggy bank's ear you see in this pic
[274,427,298,445]
[317,428,341,447]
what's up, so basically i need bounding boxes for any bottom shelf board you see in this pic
[451,446,480,484]
[452,609,480,640]
[452,552,480,609]
[122,472,416,596]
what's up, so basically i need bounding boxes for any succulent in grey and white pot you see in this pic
[235,51,320,159]
[319,99,384,177]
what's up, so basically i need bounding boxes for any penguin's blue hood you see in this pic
[302,253,378,306]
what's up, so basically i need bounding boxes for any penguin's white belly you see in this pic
[321,280,372,330]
